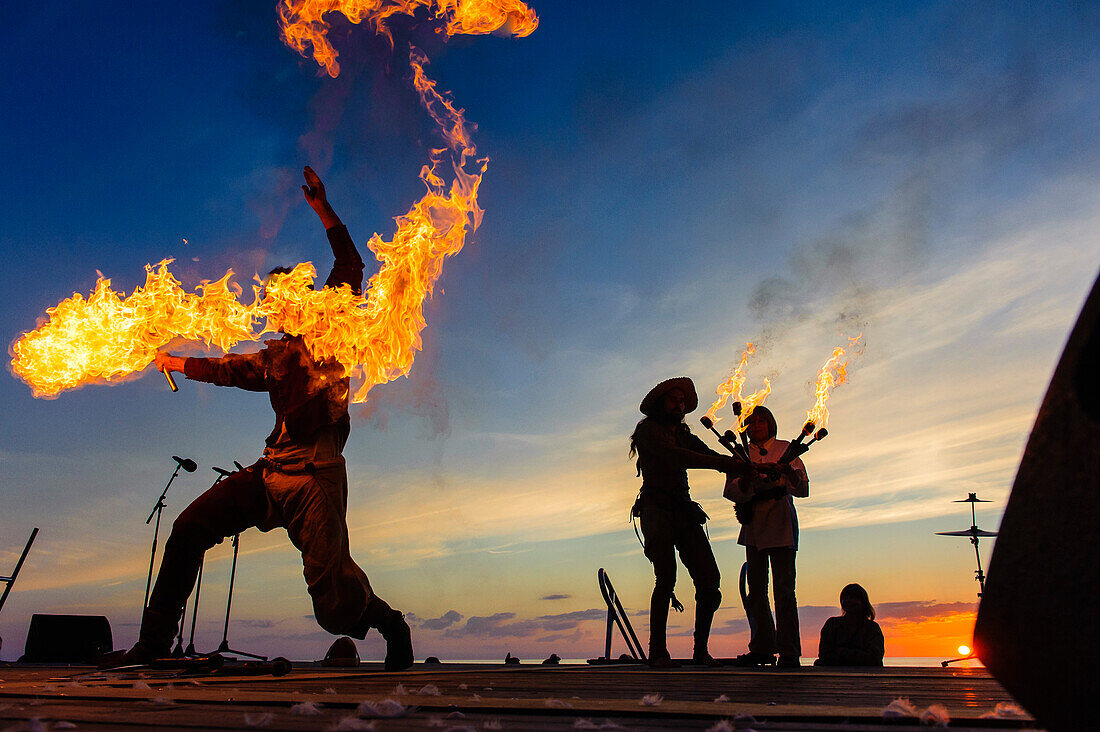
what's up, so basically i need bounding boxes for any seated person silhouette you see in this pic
[814,583,884,667]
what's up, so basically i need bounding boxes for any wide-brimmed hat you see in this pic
[640,377,698,417]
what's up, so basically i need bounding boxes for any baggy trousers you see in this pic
[744,544,800,658]
[141,461,373,650]
[640,499,721,656]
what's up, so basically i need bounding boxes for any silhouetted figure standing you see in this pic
[114,167,412,670]
[630,377,746,668]
[724,406,809,668]
[814,583,884,667]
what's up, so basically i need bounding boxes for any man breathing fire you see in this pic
[111,167,413,670]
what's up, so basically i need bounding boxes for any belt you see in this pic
[258,455,344,474]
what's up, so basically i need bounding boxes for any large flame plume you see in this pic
[805,333,863,428]
[10,0,536,403]
[703,343,772,431]
[11,264,253,399]
[278,0,538,78]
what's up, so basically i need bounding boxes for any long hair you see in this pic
[840,583,875,620]
[628,418,647,476]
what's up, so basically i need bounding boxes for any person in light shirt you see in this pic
[723,406,809,668]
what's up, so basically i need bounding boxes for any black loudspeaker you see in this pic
[20,614,113,663]
[975,269,1100,730]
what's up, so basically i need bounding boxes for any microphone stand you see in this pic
[208,460,265,661]
[172,467,233,657]
[213,531,266,661]
[144,461,188,612]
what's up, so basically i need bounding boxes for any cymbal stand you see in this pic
[939,493,995,667]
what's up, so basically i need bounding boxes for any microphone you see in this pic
[172,455,197,473]
[212,466,234,478]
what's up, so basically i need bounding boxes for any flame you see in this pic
[805,333,862,428]
[10,262,253,399]
[10,0,534,404]
[259,155,485,403]
[703,343,771,430]
[739,377,772,431]
[278,0,538,78]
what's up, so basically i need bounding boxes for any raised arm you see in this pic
[302,165,342,229]
[301,166,365,295]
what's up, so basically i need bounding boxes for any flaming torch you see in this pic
[776,335,861,465]
[699,414,746,461]
[701,343,770,458]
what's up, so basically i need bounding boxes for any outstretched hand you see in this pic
[301,165,341,229]
[301,166,327,209]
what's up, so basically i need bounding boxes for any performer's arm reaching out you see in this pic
[156,349,268,392]
[302,165,342,230]
[303,166,365,295]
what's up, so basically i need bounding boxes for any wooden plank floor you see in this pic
[0,662,1038,730]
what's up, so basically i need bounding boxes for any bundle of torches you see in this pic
[9,0,538,403]
[699,337,860,468]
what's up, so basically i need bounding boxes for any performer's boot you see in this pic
[353,596,414,671]
[691,628,721,667]
[692,602,721,666]
[647,592,679,668]
[99,607,177,669]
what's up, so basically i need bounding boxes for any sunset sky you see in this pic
[2,1,1099,663]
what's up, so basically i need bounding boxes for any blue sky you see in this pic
[1,1,1098,661]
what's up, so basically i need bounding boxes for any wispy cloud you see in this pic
[420,610,464,630]
[443,609,606,639]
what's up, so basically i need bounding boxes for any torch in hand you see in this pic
[699,415,747,461]
[777,424,829,465]
[155,352,183,392]
[731,401,752,455]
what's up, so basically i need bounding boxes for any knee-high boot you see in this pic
[693,606,714,658]
[649,589,669,657]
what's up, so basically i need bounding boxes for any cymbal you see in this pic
[936,527,998,538]
[954,493,992,503]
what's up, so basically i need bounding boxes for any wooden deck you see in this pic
[0,661,1037,730]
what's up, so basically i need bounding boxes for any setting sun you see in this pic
[958,645,971,656]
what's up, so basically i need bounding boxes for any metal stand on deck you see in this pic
[0,528,39,615]
[173,466,236,658]
[212,531,265,661]
[937,493,997,667]
[588,568,646,664]
[145,457,196,612]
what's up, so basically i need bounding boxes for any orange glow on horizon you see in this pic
[878,609,976,659]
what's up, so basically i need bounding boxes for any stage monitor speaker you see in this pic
[975,268,1100,730]
[20,614,113,663]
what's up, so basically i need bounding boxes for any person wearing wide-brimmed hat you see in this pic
[629,377,747,668]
